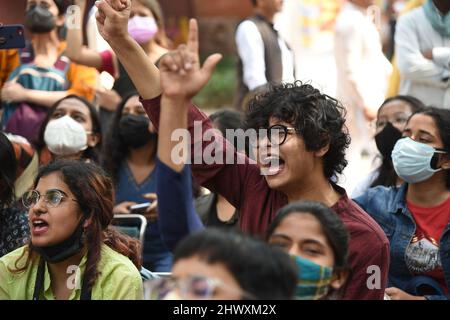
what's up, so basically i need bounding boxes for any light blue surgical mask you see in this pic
[392,137,447,184]
[292,255,333,300]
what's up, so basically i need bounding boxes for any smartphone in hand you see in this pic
[0,25,25,50]
[129,202,152,215]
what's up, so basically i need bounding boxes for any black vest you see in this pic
[235,15,290,110]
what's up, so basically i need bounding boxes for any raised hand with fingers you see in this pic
[159,19,222,100]
[95,0,131,42]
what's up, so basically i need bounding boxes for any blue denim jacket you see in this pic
[354,184,450,300]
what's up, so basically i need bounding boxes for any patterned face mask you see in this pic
[292,255,333,300]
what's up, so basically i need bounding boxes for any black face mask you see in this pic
[30,218,85,263]
[25,5,57,34]
[375,122,403,160]
[119,115,156,149]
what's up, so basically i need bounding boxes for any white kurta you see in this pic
[395,7,450,109]
[335,3,392,114]
[334,2,392,193]
[235,20,295,91]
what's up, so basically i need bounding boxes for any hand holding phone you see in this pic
[0,24,26,50]
[129,202,152,214]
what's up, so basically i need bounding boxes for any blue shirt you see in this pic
[115,162,172,272]
[155,159,204,251]
[354,184,450,300]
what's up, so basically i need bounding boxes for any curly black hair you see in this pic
[245,81,350,179]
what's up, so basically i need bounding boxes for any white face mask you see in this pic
[44,115,89,156]
[392,137,447,184]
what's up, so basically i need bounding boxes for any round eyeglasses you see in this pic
[375,115,410,131]
[22,189,78,209]
[143,275,256,300]
[256,124,298,147]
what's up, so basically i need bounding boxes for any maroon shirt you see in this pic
[143,96,390,300]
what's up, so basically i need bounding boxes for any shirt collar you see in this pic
[388,183,409,214]
[42,252,88,300]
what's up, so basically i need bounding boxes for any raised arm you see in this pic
[158,19,222,171]
[95,0,160,99]
[155,19,221,250]
[66,0,104,69]
[141,19,264,214]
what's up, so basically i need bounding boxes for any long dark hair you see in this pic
[370,95,425,188]
[266,201,350,299]
[412,107,450,189]
[34,95,102,163]
[0,132,17,205]
[10,160,141,291]
[101,92,157,183]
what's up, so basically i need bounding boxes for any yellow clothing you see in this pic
[0,245,143,300]
[387,0,426,97]
[0,42,97,101]
[0,49,20,90]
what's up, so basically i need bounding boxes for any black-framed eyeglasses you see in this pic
[22,189,78,209]
[264,124,298,147]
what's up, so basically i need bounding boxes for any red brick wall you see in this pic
[193,0,253,18]
[0,0,26,26]
[160,0,252,19]
[0,0,249,55]
[193,0,254,55]
[159,0,195,19]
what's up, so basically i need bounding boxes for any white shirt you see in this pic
[395,7,450,109]
[334,3,392,112]
[235,20,295,91]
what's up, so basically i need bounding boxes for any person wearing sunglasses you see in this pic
[355,107,450,300]
[0,160,143,300]
[143,228,297,300]
[95,1,389,299]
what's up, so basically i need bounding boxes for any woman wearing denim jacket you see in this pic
[355,107,450,300]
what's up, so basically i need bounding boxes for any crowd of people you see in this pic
[0,0,449,300]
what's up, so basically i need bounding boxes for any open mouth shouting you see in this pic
[260,153,286,176]
[30,217,50,236]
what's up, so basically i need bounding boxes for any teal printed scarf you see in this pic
[423,0,450,37]
[292,255,333,300]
